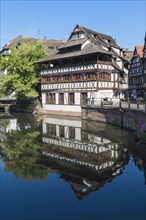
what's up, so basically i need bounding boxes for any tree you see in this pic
[0,41,47,99]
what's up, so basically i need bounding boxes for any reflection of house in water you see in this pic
[42,117,130,200]
[131,147,146,185]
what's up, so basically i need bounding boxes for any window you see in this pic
[98,72,111,81]
[46,93,55,104]
[59,125,64,138]
[133,78,136,85]
[136,78,139,85]
[64,75,71,81]
[81,131,88,141]
[73,74,83,81]
[81,92,87,105]
[68,93,74,105]
[69,127,75,139]
[129,78,132,85]
[59,93,64,104]
[133,57,139,63]
[48,46,54,51]
[47,124,56,137]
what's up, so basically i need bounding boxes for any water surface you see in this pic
[0,113,146,220]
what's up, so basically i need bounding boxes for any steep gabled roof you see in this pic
[58,37,87,49]
[38,43,112,63]
[38,24,128,64]
[133,46,144,58]
[43,39,63,49]
[0,36,64,56]
[69,24,120,49]
[2,36,37,49]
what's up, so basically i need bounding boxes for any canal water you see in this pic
[0,113,146,220]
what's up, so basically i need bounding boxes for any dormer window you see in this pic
[48,46,54,51]
[70,33,86,40]
[103,39,108,43]
[59,45,81,54]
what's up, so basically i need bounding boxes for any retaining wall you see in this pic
[81,107,146,131]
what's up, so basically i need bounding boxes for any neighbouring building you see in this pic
[128,46,144,98]
[0,35,63,99]
[143,35,146,96]
[38,24,130,116]
[0,35,63,57]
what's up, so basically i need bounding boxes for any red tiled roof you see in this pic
[135,46,144,58]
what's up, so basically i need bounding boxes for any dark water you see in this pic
[0,113,146,220]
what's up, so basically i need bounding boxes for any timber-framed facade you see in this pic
[143,35,146,95]
[128,46,144,98]
[38,24,130,116]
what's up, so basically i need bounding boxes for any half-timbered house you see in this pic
[143,35,146,96]
[38,24,130,116]
[128,46,144,98]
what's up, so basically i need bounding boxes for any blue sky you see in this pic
[0,0,145,51]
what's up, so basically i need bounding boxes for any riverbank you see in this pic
[82,106,146,131]
[4,100,146,131]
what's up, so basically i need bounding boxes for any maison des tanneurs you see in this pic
[38,24,131,116]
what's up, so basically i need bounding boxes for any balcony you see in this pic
[41,62,114,76]
[41,64,97,75]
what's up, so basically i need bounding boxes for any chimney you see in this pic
[18,35,23,39]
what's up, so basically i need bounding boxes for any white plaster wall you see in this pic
[75,128,81,141]
[113,47,120,55]
[87,92,91,99]
[111,73,114,81]
[115,59,122,69]
[124,67,128,74]
[75,92,80,105]
[56,93,59,104]
[96,90,113,98]
[42,93,46,105]
[115,73,118,81]
[43,104,81,114]
[64,93,68,104]
[81,39,91,49]
[56,125,59,137]
[43,117,81,128]
[101,45,108,51]
[42,122,47,134]
[65,126,69,139]
[92,92,98,99]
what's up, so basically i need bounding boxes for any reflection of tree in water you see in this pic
[0,114,48,181]
[13,113,41,131]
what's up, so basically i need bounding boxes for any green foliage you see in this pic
[0,41,46,99]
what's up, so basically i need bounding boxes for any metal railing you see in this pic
[82,98,146,112]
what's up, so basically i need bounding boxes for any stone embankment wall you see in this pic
[82,107,146,131]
